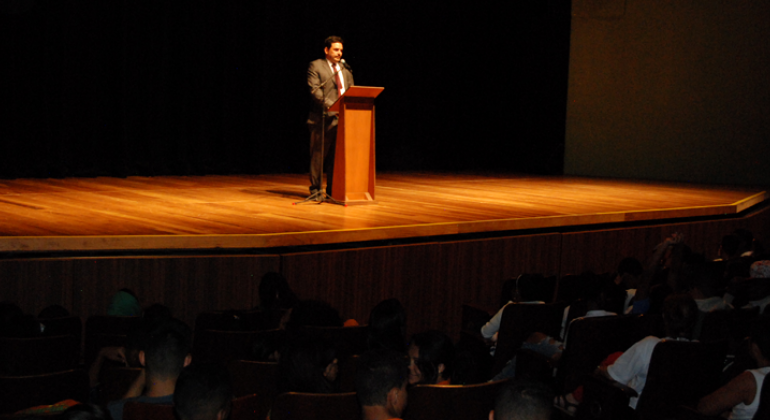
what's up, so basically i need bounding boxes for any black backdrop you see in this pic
[1,0,570,179]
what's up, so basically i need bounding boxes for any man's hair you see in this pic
[493,379,553,420]
[662,294,699,339]
[174,363,233,420]
[324,36,344,49]
[144,318,192,379]
[355,349,409,407]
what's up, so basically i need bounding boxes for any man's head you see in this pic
[615,257,643,289]
[662,293,699,339]
[490,379,553,420]
[324,36,344,64]
[139,318,192,381]
[174,363,233,420]
[356,349,409,419]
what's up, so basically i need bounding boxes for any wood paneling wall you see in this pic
[1,206,768,339]
[0,255,280,329]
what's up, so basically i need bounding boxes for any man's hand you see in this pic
[99,346,128,366]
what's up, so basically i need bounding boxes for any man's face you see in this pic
[324,42,343,64]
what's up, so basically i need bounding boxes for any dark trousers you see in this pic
[309,117,337,195]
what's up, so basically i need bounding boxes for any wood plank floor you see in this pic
[0,173,765,252]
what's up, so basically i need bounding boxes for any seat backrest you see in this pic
[40,316,82,342]
[491,302,567,375]
[753,373,770,420]
[0,334,79,375]
[403,379,509,420]
[556,315,645,393]
[635,340,726,420]
[0,369,89,414]
[230,393,274,420]
[193,328,285,364]
[693,310,731,342]
[270,392,359,420]
[226,360,280,398]
[122,401,176,420]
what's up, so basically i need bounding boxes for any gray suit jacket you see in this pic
[307,58,354,126]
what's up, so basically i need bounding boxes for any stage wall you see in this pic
[565,0,770,186]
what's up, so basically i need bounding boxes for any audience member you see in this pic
[614,257,643,314]
[490,379,553,420]
[367,298,407,353]
[687,261,732,312]
[491,276,620,381]
[356,349,410,420]
[278,335,339,394]
[481,274,546,344]
[740,261,770,313]
[407,330,455,385]
[0,302,40,337]
[257,272,298,311]
[556,294,699,413]
[107,289,141,317]
[107,318,192,420]
[697,315,770,419]
[174,363,233,420]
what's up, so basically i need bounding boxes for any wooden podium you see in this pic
[329,86,384,205]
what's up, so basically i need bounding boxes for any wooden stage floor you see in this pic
[0,173,765,253]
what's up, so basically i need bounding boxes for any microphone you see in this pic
[340,59,352,72]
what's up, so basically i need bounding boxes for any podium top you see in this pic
[330,86,384,111]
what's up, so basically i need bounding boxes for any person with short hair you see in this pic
[356,349,410,420]
[490,379,553,420]
[107,318,193,420]
[174,363,233,420]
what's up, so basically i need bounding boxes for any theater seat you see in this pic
[270,392,359,420]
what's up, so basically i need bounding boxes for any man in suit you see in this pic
[307,35,354,200]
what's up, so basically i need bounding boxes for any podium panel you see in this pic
[330,87,383,205]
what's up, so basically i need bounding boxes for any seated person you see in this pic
[356,349,410,420]
[407,330,455,385]
[490,378,553,420]
[688,261,732,312]
[174,363,233,420]
[697,316,770,419]
[555,294,699,413]
[107,318,193,420]
[613,257,644,314]
[367,298,407,353]
[740,261,770,313]
[278,335,339,394]
[491,277,620,381]
[481,274,546,345]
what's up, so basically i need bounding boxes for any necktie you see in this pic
[334,64,343,97]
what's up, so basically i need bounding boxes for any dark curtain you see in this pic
[0,0,570,179]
